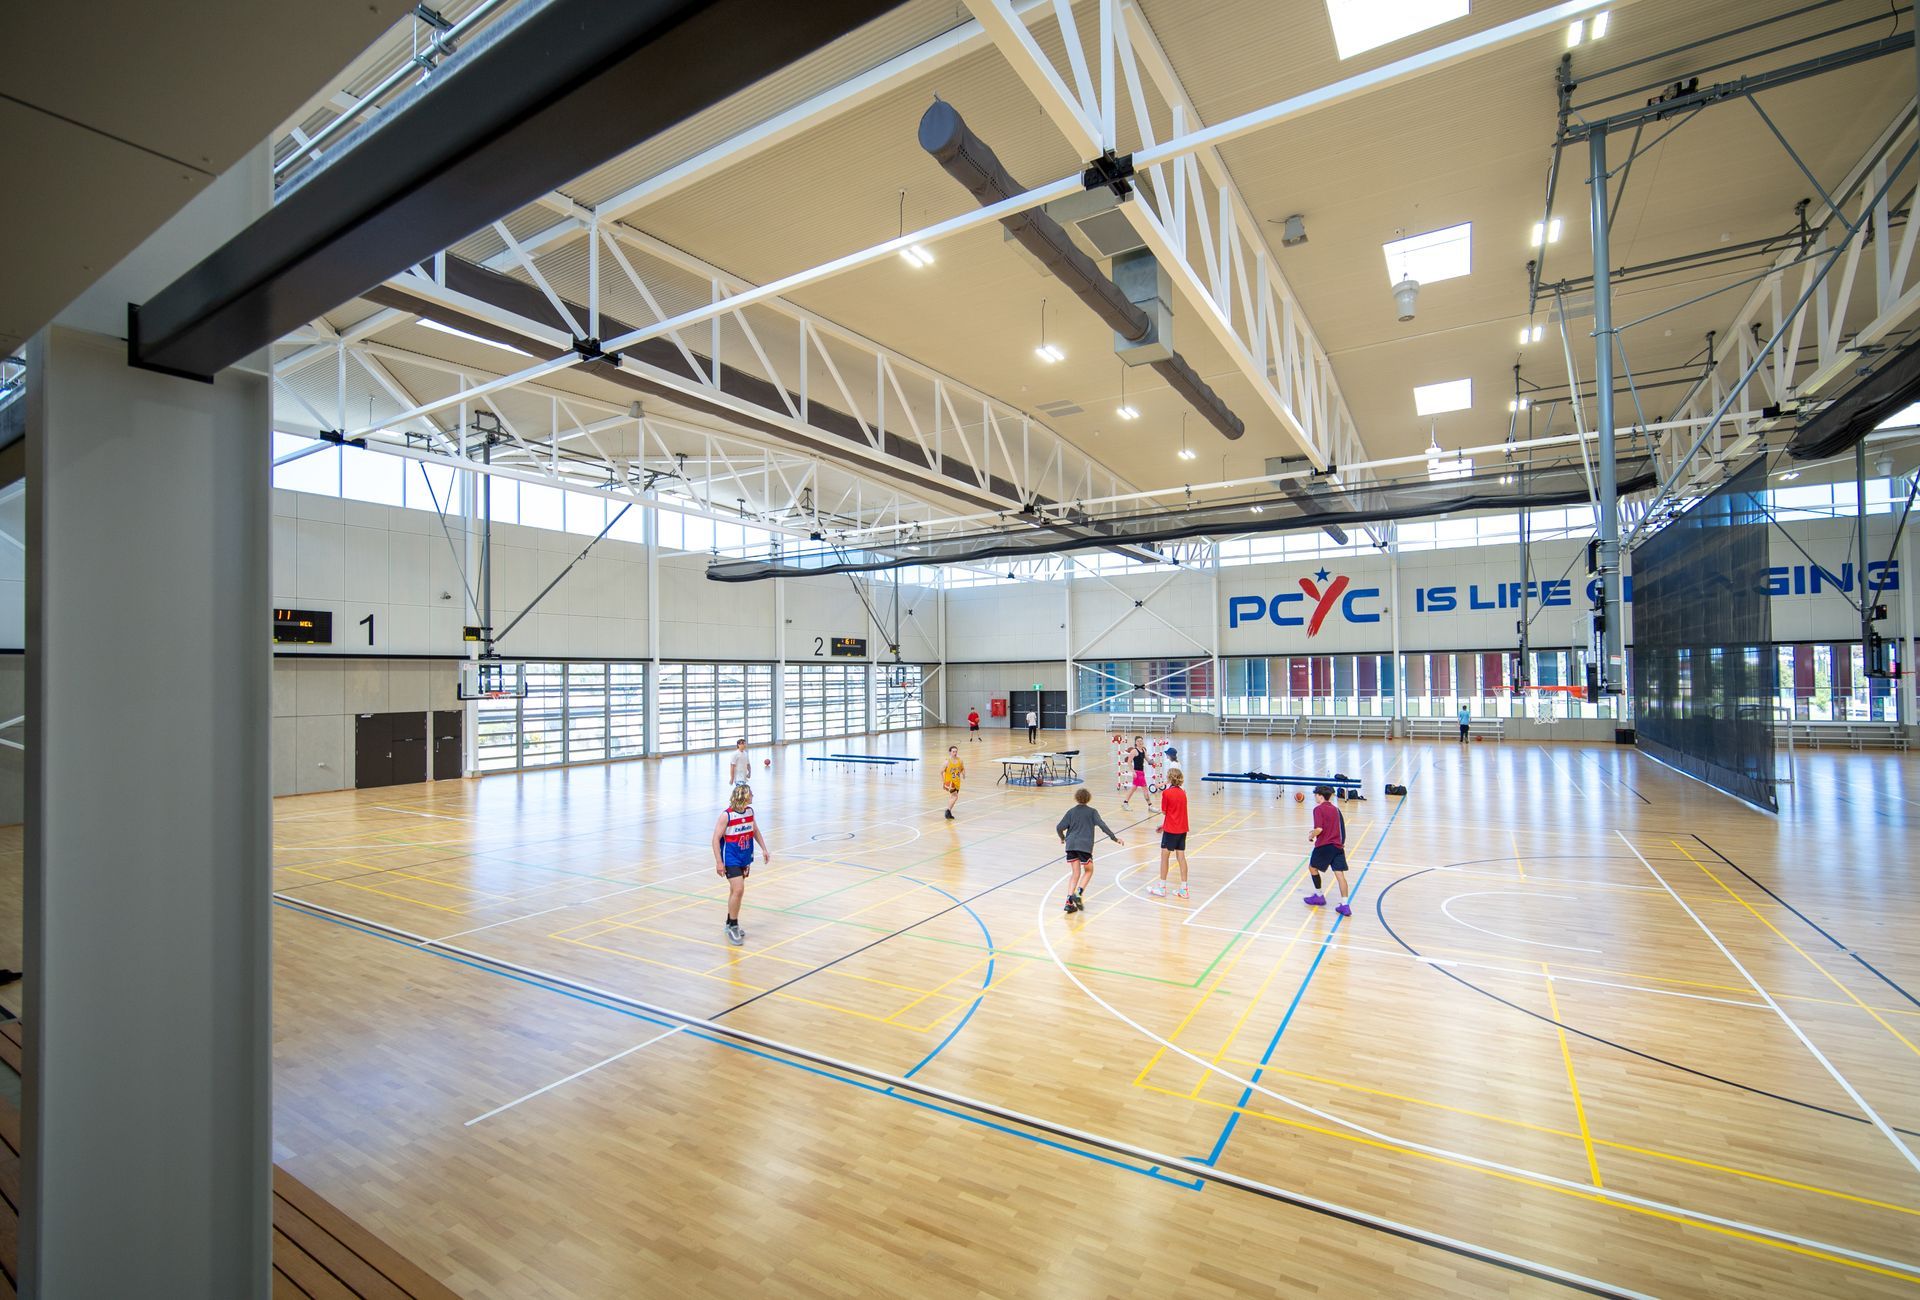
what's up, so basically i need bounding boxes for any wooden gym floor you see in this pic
[101,728,1920,1294]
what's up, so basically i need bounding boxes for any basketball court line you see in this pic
[1693,834,1920,1011]
[1673,840,1920,1062]
[1033,795,1920,1281]
[1439,891,1603,953]
[465,1026,686,1126]
[1183,852,1268,922]
[1616,830,1920,1180]
[273,894,1645,1298]
[1375,869,1920,1139]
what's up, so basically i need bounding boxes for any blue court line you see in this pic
[278,890,1196,1190]
[1200,766,1420,1170]
[899,879,993,1080]
[830,753,919,761]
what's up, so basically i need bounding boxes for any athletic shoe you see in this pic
[1175,884,1189,900]
[726,922,745,945]
[1063,895,1079,913]
[1303,893,1326,908]
[1335,904,1352,918]
[1147,882,1166,898]
[944,809,954,820]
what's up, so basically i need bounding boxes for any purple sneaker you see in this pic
[1335,903,1352,918]
[1303,893,1326,908]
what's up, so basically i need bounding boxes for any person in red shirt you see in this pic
[967,707,981,741]
[1303,785,1351,918]
[1148,770,1191,899]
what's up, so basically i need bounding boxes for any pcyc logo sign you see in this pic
[1227,570,1382,636]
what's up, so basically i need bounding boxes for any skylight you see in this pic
[1383,223,1472,286]
[1325,0,1470,60]
[1414,378,1472,415]
[419,318,531,357]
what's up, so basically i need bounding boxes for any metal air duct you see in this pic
[919,99,1243,441]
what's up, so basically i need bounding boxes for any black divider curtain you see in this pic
[1631,458,1777,810]
[707,458,1657,581]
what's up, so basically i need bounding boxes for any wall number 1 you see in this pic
[359,613,375,645]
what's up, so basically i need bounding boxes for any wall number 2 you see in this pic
[812,637,824,657]
[359,613,375,646]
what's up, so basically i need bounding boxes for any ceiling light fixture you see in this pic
[1567,10,1609,46]
[1508,398,1531,413]
[1520,323,1544,345]
[1277,213,1308,247]
[1530,219,1563,247]
[419,318,531,356]
[1117,363,1139,419]
[1779,469,1800,480]
[1176,412,1196,459]
[1425,422,1443,459]
[1251,504,1264,514]
[897,189,933,268]
[1034,298,1064,363]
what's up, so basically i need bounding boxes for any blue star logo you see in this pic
[1314,567,1331,583]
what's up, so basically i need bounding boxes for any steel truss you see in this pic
[264,0,1626,538]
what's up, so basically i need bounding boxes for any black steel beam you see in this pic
[128,0,900,380]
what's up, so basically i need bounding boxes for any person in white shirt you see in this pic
[728,737,754,786]
[1026,709,1039,744]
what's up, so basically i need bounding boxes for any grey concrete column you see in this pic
[25,324,272,1295]
[24,143,273,1298]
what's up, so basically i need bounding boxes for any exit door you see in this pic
[432,709,463,779]
[355,711,428,789]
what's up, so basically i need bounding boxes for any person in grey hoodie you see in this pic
[1055,787,1124,914]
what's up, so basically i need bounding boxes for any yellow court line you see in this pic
[890,957,1039,1034]
[277,865,473,915]
[1217,1056,1920,1220]
[1510,829,1526,880]
[1543,961,1604,1187]
[1190,892,1334,1099]
[1672,840,1920,1062]
[1136,1081,1920,1287]
[1123,809,1322,1091]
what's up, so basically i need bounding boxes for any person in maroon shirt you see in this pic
[1148,770,1191,899]
[1303,785,1352,918]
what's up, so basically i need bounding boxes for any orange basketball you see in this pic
[1294,791,1305,803]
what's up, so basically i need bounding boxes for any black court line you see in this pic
[1374,868,1920,1139]
[1587,751,1651,805]
[1693,834,1920,1011]
[710,810,1160,1021]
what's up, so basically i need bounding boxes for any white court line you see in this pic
[278,894,1641,1297]
[375,806,474,821]
[1615,830,1920,1181]
[1184,853,1268,923]
[1439,892,1602,954]
[1105,867,1765,1009]
[465,1026,685,1125]
[1035,868,1920,1277]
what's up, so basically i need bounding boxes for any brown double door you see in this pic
[354,712,422,789]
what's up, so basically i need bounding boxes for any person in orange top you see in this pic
[1148,769,1191,899]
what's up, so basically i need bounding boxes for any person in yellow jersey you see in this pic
[941,744,966,821]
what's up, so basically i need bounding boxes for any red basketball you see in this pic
[763,759,771,767]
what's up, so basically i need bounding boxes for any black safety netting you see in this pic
[706,455,1657,581]
[1630,457,1778,811]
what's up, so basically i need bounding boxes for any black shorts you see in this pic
[969,723,979,731]
[1160,831,1188,851]
[1309,845,1349,873]
[723,861,752,879]
[1065,850,1092,864]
